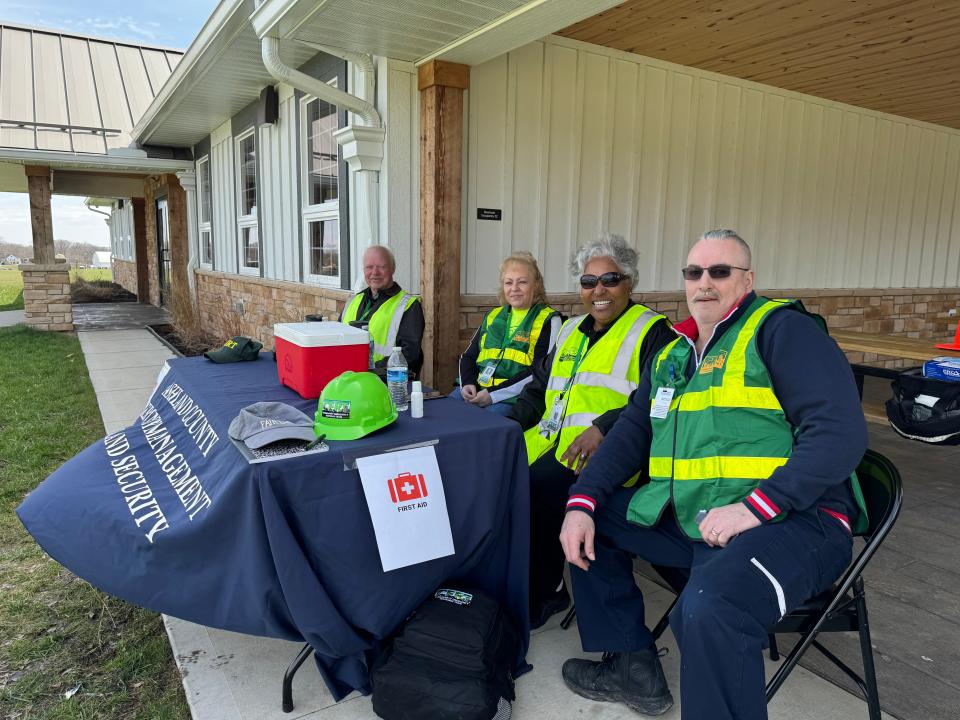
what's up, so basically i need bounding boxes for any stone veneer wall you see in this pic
[195,270,353,349]
[21,264,73,331]
[460,287,960,368]
[111,259,137,296]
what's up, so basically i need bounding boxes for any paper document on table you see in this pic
[357,445,455,572]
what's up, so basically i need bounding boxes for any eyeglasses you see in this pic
[579,272,629,289]
[681,264,750,281]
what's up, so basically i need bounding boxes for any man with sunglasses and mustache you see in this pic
[558,230,868,719]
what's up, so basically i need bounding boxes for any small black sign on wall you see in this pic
[477,208,502,221]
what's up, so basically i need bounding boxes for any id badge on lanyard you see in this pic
[541,394,566,434]
[540,332,588,435]
[478,361,498,385]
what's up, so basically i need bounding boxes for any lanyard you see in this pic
[489,305,538,361]
[358,296,375,323]
[560,332,589,397]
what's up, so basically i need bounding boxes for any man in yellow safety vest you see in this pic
[341,245,424,374]
[558,230,868,720]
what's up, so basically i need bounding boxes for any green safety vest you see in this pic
[631,296,868,539]
[342,290,420,362]
[524,304,665,467]
[475,304,559,388]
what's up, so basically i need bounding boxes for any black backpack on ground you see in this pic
[371,586,520,720]
[885,367,960,445]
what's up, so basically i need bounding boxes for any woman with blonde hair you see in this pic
[451,252,562,416]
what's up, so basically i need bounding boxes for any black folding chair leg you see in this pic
[282,643,314,713]
[855,587,882,720]
[768,633,779,661]
[560,605,576,630]
[651,595,679,641]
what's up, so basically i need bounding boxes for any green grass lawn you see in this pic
[0,268,114,312]
[0,268,24,312]
[0,326,189,720]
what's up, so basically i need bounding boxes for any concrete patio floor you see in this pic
[55,301,955,720]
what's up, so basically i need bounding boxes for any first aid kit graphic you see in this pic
[388,472,428,504]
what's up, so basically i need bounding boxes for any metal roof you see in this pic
[0,21,183,154]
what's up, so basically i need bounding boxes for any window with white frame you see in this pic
[111,199,134,261]
[197,156,213,266]
[235,130,259,274]
[301,87,341,283]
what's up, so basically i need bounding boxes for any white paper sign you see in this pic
[357,445,455,572]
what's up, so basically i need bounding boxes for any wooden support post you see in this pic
[419,60,469,391]
[24,165,54,264]
[132,196,149,303]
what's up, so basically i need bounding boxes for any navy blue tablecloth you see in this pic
[17,356,530,700]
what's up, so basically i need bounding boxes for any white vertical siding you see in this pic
[376,58,421,293]
[465,36,960,293]
[210,120,236,273]
[259,85,301,281]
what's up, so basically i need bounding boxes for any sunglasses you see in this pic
[681,264,750,281]
[579,272,629,289]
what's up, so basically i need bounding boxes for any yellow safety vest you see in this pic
[523,304,664,468]
[343,290,419,362]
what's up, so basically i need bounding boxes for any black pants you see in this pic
[529,451,577,612]
[572,487,853,720]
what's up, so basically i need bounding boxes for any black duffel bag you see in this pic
[886,367,960,445]
[371,586,520,720]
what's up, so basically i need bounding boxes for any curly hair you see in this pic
[569,233,639,290]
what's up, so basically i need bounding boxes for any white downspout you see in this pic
[260,36,386,288]
[260,37,381,127]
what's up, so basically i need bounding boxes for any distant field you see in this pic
[0,266,114,312]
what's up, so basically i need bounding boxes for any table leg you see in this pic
[854,369,865,399]
[282,643,314,713]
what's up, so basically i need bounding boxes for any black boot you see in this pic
[562,648,673,716]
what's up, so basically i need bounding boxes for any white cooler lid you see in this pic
[274,321,370,347]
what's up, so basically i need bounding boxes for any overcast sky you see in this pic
[0,0,219,249]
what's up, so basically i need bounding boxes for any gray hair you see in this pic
[698,229,752,267]
[363,244,396,272]
[569,233,639,289]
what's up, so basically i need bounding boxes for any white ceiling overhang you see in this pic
[136,0,624,148]
[251,0,625,66]
[133,0,316,148]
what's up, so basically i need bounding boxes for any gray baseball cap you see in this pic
[229,401,317,449]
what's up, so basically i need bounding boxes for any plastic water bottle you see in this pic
[387,346,409,411]
[410,380,424,419]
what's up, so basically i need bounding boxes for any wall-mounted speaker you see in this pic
[257,85,279,126]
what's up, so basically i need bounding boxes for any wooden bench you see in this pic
[831,330,960,423]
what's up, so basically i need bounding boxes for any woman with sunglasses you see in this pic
[451,252,562,416]
[506,235,675,628]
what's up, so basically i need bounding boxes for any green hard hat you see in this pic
[314,371,398,441]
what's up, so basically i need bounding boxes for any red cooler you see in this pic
[274,322,370,399]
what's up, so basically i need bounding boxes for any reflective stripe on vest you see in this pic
[523,304,664,468]
[475,304,557,387]
[633,298,805,537]
[343,291,418,361]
